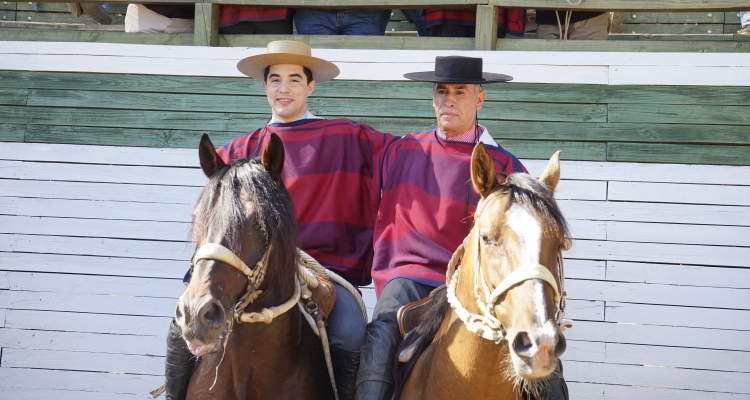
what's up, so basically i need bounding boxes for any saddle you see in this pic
[397,285,447,338]
[305,277,337,322]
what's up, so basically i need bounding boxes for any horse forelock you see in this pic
[497,173,569,239]
[191,157,299,295]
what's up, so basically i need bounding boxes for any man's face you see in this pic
[432,83,486,137]
[263,64,315,123]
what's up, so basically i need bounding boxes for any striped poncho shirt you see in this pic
[371,129,526,296]
[217,118,395,287]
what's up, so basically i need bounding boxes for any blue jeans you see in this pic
[327,281,367,352]
[294,9,382,35]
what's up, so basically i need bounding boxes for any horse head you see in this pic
[175,133,299,357]
[468,145,569,381]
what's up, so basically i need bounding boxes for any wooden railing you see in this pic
[1,0,749,49]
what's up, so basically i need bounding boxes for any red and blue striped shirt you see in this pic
[371,129,526,295]
[217,118,395,286]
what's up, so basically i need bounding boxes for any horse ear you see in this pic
[198,134,227,178]
[261,133,285,183]
[539,150,562,194]
[470,143,498,198]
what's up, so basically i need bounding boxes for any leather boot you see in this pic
[354,322,399,400]
[165,319,197,400]
[331,348,360,400]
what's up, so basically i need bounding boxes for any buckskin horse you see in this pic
[395,146,570,399]
[174,133,334,400]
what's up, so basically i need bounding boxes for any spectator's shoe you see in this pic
[67,3,83,18]
[81,3,112,25]
[739,25,750,35]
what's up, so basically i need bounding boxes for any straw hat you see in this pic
[237,40,340,83]
[404,56,512,84]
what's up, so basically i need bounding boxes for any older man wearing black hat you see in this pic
[355,56,568,400]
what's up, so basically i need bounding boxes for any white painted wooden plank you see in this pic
[606,302,750,331]
[564,259,605,281]
[0,160,206,186]
[607,261,750,289]
[555,180,607,201]
[0,328,163,356]
[561,340,606,363]
[569,219,606,240]
[603,385,750,400]
[565,299,604,321]
[606,342,750,373]
[0,387,149,400]
[566,382,604,400]
[0,290,176,317]
[1,348,163,375]
[0,234,193,261]
[6,271,184,299]
[29,215,183,242]
[0,252,187,278]
[608,181,750,207]
[611,65,750,86]
[567,320,750,352]
[567,279,750,310]
[0,271,9,289]
[0,142,195,167]
[565,361,750,394]
[1,179,201,203]
[0,367,161,394]
[607,221,750,246]
[5,309,170,336]
[558,200,750,227]
[0,197,193,222]
[0,215,191,241]
[523,159,750,186]
[569,239,750,268]
[0,308,6,328]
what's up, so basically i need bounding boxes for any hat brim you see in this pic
[403,71,513,84]
[237,53,340,83]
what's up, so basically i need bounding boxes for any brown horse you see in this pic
[396,146,570,399]
[174,134,334,400]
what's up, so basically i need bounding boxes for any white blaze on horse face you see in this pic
[505,203,549,327]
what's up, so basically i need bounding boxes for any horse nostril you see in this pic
[554,333,567,357]
[198,299,226,328]
[512,331,534,357]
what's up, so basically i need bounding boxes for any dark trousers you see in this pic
[431,23,508,38]
[219,17,293,34]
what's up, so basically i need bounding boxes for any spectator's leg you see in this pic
[80,2,111,25]
[67,3,82,18]
[535,23,561,39]
[326,281,367,400]
[340,9,383,35]
[294,9,339,35]
[378,9,392,35]
[430,23,473,37]
[401,9,430,36]
[355,278,434,400]
[254,17,294,34]
[567,13,609,40]
[219,21,258,34]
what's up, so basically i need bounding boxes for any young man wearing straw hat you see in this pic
[355,56,568,400]
[163,40,395,400]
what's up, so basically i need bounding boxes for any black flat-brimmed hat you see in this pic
[404,56,512,84]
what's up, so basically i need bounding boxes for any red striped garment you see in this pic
[424,7,527,36]
[371,130,527,296]
[217,118,396,286]
[218,6,290,29]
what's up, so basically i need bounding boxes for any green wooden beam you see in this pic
[608,143,750,165]
[475,4,498,50]
[488,0,750,12]
[621,23,724,35]
[221,34,476,50]
[0,123,25,142]
[194,3,218,46]
[624,11,725,24]
[0,27,193,44]
[26,0,489,6]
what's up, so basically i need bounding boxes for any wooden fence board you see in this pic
[570,240,750,268]
[15,10,125,24]
[0,387,148,400]
[607,261,750,289]
[602,385,749,400]
[605,302,750,331]
[607,221,750,246]
[608,142,750,166]
[0,87,26,105]
[0,215,191,241]
[605,342,750,373]
[0,179,201,203]
[565,300,605,321]
[0,328,164,356]
[621,23,724,35]
[0,141,196,166]
[567,321,750,352]
[0,123,24,142]
[608,181,750,207]
[0,290,176,317]
[567,279,750,310]
[0,197,194,222]
[0,234,192,260]
[1,348,162,374]
[0,252,187,278]
[624,12,726,24]
[0,367,162,394]
[4,271,183,298]
[558,200,750,226]
[5,309,170,336]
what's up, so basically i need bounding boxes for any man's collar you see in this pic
[268,110,323,125]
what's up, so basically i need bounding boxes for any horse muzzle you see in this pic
[507,320,566,379]
[175,294,231,356]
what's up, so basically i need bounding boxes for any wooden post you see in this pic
[475,5,498,50]
[194,3,219,46]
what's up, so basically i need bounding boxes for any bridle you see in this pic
[445,188,570,342]
[191,242,301,324]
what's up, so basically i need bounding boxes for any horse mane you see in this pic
[502,172,569,239]
[191,157,299,297]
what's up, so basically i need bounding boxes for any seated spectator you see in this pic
[218,6,292,34]
[740,11,750,35]
[125,4,194,33]
[294,9,383,35]
[67,3,111,25]
[424,7,526,38]
[535,10,608,40]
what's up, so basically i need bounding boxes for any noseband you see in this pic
[445,189,569,342]
[192,242,301,324]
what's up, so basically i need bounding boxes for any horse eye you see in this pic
[252,219,261,231]
[481,235,492,244]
